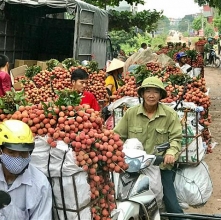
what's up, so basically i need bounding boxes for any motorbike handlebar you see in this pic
[153,155,164,166]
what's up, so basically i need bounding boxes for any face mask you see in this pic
[1,153,31,175]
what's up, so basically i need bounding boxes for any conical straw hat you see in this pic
[106,58,125,73]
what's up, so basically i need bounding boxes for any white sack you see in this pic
[31,136,50,175]
[178,137,207,163]
[52,172,91,220]
[31,137,81,177]
[174,161,213,207]
[31,137,91,220]
[48,141,80,177]
[123,138,144,150]
[141,165,163,206]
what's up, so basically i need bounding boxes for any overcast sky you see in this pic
[140,0,202,18]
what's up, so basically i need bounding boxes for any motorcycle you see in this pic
[111,140,221,220]
[112,142,170,220]
[205,48,221,68]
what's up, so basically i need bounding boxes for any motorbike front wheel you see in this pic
[212,56,221,68]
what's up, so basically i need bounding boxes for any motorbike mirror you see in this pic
[155,142,170,153]
[186,67,192,73]
[106,87,112,96]
[0,191,11,209]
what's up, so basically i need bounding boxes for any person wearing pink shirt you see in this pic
[0,55,12,97]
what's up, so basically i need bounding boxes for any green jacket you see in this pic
[114,103,182,170]
[204,43,213,52]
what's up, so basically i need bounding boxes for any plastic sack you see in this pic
[108,96,140,111]
[51,172,91,220]
[193,68,202,77]
[48,141,80,177]
[128,64,140,73]
[30,136,50,174]
[124,51,175,74]
[178,136,207,163]
[174,161,213,207]
[141,166,163,206]
[124,49,158,74]
[31,136,91,220]
[31,137,81,177]
[123,138,144,150]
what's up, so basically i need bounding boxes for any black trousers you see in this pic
[160,169,184,220]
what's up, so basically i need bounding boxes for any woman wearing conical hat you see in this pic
[105,58,125,99]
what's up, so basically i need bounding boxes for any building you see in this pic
[106,0,138,12]
[203,5,215,23]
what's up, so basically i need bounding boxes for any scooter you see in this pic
[205,48,221,68]
[111,140,221,220]
[112,142,170,220]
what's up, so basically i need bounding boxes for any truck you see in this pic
[0,0,113,69]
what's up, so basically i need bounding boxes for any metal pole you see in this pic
[201,8,204,34]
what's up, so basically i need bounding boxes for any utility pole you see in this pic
[201,8,204,35]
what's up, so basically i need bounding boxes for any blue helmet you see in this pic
[176,52,187,61]
[208,38,213,42]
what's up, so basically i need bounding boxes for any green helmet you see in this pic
[137,77,167,99]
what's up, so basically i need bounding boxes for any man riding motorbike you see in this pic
[114,76,184,220]
[204,38,214,61]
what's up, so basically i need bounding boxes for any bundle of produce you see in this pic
[0,91,128,219]
[195,38,207,53]
[195,38,207,46]
[113,75,138,100]
[13,67,72,104]
[15,59,107,105]
[156,46,170,55]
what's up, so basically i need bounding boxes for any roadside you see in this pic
[185,66,221,215]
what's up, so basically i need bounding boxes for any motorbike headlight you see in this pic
[125,157,142,172]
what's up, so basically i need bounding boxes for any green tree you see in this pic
[178,20,189,32]
[204,22,215,37]
[213,9,221,33]
[109,28,167,55]
[192,15,207,31]
[108,9,163,32]
[110,28,139,49]
[156,15,171,34]
[83,0,144,9]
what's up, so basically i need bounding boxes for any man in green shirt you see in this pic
[204,38,214,62]
[114,76,183,220]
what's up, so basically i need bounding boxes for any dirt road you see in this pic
[166,34,195,49]
[185,66,221,215]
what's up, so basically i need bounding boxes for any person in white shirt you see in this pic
[175,52,193,78]
[0,120,52,220]
[138,42,147,52]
